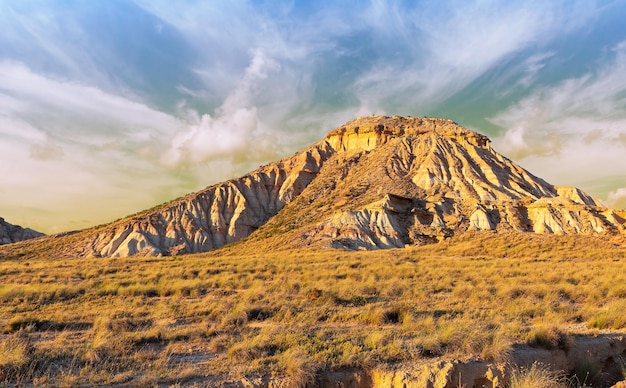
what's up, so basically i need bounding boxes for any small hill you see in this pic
[3,116,625,258]
[0,217,44,245]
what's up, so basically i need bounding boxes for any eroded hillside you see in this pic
[0,217,43,245]
[2,116,625,258]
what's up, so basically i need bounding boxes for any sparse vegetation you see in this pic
[510,362,565,388]
[0,232,625,385]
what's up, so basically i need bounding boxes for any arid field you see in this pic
[1,232,625,387]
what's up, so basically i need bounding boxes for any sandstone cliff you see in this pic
[0,217,44,245]
[259,116,625,250]
[78,141,334,257]
[5,116,625,257]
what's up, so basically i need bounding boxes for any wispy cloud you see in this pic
[0,57,302,233]
[163,50,282,167]
[0,2,99,81]
[491,40,626,152]
[0,61,187,232]
[133,0,604,137]
[491,39,626,201]
[352,1,597,111]
[0,61,184,178]
[607,187,626,209]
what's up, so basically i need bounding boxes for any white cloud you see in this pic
[492,40,626,155]
[0,61,179,137]
[0,61,246,232]
[131,1,603,136]
[0,57,300,233]
[491,40,626,203]
[29,137,64,161]
[163,49,281,167]
[352,1,597,109]
[0,2,115,88]
[517,52,555,87]
[607,187,626,209]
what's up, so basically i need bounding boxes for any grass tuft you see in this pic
[0,334,33,381]
[509,362,565,388]
[281,348,318,388]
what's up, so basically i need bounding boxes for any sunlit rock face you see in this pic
[0,217,44,245]
[288,116,625,249]
[48,116,626,257]
[84,141,335,257]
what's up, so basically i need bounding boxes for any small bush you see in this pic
[509,362,564,388]
[280,348,317,388]
[587,300,626,329]
[4,317,40,333]
[246,307,276,321]
[573,359,600,387]
[527,325,566,350]
[0,334,33,381]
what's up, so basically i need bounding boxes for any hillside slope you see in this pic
[247,116,625,250]
[2,116,625,258]
[0,217,44,245]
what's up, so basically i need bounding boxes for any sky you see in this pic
[1,0,626,234]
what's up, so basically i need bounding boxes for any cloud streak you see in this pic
[490,39,626,203]
[491,39,626,153]
[0,61,187,232]
[162,49,285,168]
[607,187,626,209]
[351,1,597,111]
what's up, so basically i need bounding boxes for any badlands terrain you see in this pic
[5,116,625,259]
[0,217,43,246]
[1,116,625,387]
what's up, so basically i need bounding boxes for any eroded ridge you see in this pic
[5,115,624,258]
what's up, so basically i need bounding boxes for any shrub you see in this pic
[587,300,626,329]
[526,325,567,350]
[0,334,33,381]
[280,348,317,388]
[509,362,564,388]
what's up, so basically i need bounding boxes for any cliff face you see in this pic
[256,116,625,250]
[9,116,625,257]
[81,142,335,257]
[0,218,44,245]
[294,118,625,249]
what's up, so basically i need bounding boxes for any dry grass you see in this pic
[0,232,625,385]
[510,362,566,388]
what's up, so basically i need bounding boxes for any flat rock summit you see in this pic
[7,116,626,257]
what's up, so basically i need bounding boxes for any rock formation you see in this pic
[8,116,626,257]
[0,217,44,244]
[325,333,626,388]
[79,142,335,257]
[219,333,626,387]
[267,116,626,250]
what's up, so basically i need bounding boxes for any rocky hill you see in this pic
[251,116,625,250]
[0,217,44,244]
[4,116,625,258]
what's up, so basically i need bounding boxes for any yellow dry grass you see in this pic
[0,232,625,385]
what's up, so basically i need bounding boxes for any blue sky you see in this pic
[1,0,626,233]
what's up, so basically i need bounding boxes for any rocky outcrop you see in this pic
[298,117,625,249]
[220,333,626,387]
[306,196,625,250]
[81,142,335,257]
[0,217,44,245]
[325,116,490,152]
[8,116,625,257]
[394,333,626,388]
